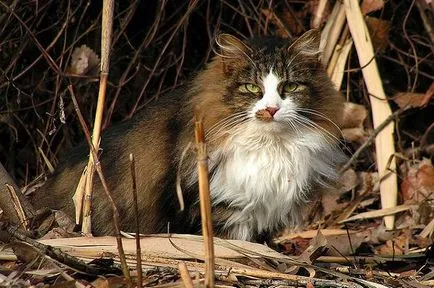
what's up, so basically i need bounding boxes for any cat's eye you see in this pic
[239,83,261,94]
[283,82,304,93]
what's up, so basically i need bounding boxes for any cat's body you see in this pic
[33,30,345,242]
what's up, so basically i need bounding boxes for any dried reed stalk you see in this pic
[178,262,194,288]
[129,153,143,287]
[194,120,215,288]
[343,0,398,230]
[80,0,115,234]
[321,1,346,66]
[69,86,132,284]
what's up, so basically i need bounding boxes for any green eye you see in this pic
[239,83,261,94]
[283,82,303,92]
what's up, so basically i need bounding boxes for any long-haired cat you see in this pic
[33,30,345,242]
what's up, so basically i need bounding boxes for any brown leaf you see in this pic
[401,158,434,203]
[392,92,427,109]
[321,169,358,216]
[376,233,408,256]
[280,236,311,256]
[342,127,368,143]
[361,0,385,14]
[341,102,367,129]
[297,230,328,263]
[341,102,368,143]
[365,16,391,53]
[69,45,100,75]
[325,232,369,256]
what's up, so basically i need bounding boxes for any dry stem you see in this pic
[81,0,114,235]
[69,85,131,284]
[344,0,398,230]
[194,120,215,288]
[130,153,143,287]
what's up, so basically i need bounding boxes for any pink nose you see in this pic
[266,107,280,116]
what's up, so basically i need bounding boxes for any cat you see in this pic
[32,29,345,242]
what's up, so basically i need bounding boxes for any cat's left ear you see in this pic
[287,29,321,59]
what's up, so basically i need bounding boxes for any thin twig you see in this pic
[68,85,131,284]
[130,153,143,287]
[340,108,404,174]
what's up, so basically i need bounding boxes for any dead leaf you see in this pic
[297,230,328,263]
[359,172,379,196]
[342,127,368,143]
[361,0,385,14]
[321,169,358,215]
[280,236,311,256]
[376,233,408,256]
[392,92,428,109]
[69,45,100,75]
[341,102,368,143]
[365,16,391,53]
[9,242,43,267]
[341,102,368,129]
[325,232,370,256]
[401,158,434,203]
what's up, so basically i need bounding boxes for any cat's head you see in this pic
[191,30,344,140]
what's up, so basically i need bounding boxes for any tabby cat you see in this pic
[33,29,345,242]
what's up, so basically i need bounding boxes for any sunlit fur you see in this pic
[35,30,345,242]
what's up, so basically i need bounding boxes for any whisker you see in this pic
[296,108,344,138]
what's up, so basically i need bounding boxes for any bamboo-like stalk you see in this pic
[343,0,398,230]
[80,0,114,234]
[194,120,215,288]
[321,1,346,66]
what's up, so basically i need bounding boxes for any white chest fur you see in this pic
[208,122,340,241]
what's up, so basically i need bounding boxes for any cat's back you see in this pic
[32,87,189,235]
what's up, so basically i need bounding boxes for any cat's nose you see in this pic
[266,106,280,116]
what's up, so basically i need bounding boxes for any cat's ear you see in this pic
[216,33,252,59]
[287,29,321,58]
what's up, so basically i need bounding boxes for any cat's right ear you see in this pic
[216,34,252,73]
[216,34,252,58]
